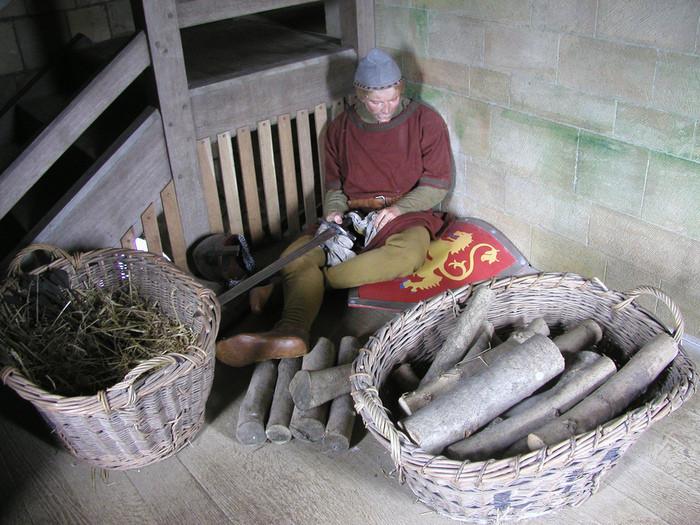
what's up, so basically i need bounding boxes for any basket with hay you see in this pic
[0,245,220,470]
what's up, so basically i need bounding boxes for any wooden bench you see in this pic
[121,99,349,273]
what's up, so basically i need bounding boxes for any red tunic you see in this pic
[325,100,454,250]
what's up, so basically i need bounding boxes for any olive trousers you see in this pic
[279,226,430,332]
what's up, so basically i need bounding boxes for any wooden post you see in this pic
[236,360,278,446]
[322,336,362,453]
[265,357,303,444]
[289,362,354,411]
[446,354,617,461]
[289,338,336,442]
[400,334,565,455]
[134,0,209,248]
[398,318,550,416]
[419,286,495,386]
[527,333,678,451]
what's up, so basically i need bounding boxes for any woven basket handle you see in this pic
[7,243,77,277]
[110,346,208,391]
[615,285,685,343]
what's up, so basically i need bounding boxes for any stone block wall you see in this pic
[376,0,700,335]
[0,0,134,107]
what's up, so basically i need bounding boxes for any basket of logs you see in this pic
[0,244,220,470]
[351,272,697,523]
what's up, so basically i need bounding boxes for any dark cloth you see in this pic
[324,99,453,249]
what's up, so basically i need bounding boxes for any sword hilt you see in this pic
[317,218,356,242]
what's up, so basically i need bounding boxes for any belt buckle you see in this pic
[374,195,387,208]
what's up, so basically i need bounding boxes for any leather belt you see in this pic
[347,194,405,209]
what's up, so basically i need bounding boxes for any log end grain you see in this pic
[265,424,293,444]
[236,421,267,446]
[289,370,313,411]
[321,432,350,454]
[290,417,326,442]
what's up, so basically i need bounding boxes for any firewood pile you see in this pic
[235,282,680,461]
[345,274,695,523]
[235,335,361,453]
[387,285,678,460]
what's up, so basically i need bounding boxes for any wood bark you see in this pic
[400,334,565,455]
[265,356,303,444]
[503,350,602,419]
[446,353,617,460]
[289,363,353,411]
[552,319,603,354]
[322,336,362,453]
[236,360,278,446]
[398,318,550,416]
[527,333,678,451]
[461,321,495,361]
[419,286,495,386]
[289,337,336,442]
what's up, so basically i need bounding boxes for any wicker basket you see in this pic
[351,272,697,523]
[1,245,220,470]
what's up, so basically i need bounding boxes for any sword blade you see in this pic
[217,227,337,306]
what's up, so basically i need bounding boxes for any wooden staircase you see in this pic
[0,0,373,278]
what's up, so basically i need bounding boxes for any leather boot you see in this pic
[249,282,276,315]
[215,322,309,367]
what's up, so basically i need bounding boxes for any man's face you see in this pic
[362,86,401,123]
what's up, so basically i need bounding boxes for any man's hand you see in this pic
[325,211,343,224]
[373,206,402,231]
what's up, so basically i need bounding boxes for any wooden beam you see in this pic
[196,137,225,234]
[141,203,163,256]
[176,0,313,29]
[0,32,151,220]
[217,131,245,236]
[161,179,188,271]
[277,114,300,234]
[137,0,210,248]
[26,108,170,255]
[314,103,328,199]
[237,126,265,244]
[257,119,282,240]
[340,0,375,58]
[296,109,316,228]
[190,49,357,140]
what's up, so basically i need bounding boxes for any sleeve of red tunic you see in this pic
[324,112,346,193]
[416,105,452,192]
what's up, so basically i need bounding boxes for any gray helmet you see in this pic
[353,48,402,91]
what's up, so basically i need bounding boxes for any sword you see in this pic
[217,219,355,307]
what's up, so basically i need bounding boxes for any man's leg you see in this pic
[324,226,430,289]
[215,236,326,367]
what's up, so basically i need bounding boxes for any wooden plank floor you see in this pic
[1,287,698,525]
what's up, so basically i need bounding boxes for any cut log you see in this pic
[391,362,421,393]
[419,286,495,385]
[265,356,303,444]
[503,350,602,419]
[446,353,617,460]
[398,318,550,416]
[400,334,565,455]
[289,337,336,442]
[290,363,353,411]
[323,336,362,453]
[527,332,678,451]
[236,360,278,446]
[553,319,603,354]
[461,321,495,361]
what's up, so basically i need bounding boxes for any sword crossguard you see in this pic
[317,218,356,242]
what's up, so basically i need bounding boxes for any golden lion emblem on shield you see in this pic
[401,230,500,293]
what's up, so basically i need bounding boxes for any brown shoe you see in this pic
[249,283,275,315]
[216,322,309,367]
